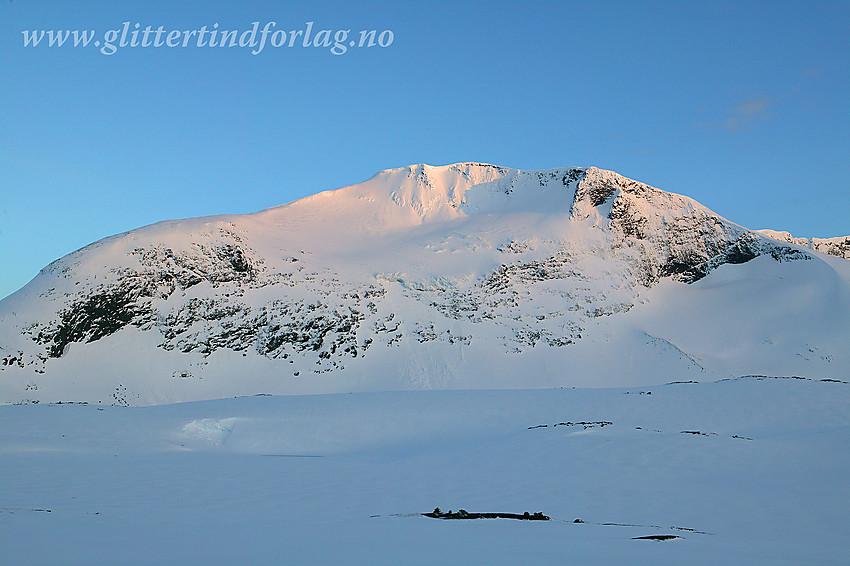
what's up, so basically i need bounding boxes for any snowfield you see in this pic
[2,378,848,565]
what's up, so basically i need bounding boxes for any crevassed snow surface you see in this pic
[1,379,848,565]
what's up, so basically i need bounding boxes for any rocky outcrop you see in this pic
[757,229,850,260]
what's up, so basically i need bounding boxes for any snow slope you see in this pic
[1,163,848,405]
[2,379,848,565]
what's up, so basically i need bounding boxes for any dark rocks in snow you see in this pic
[562,167,585,187]
[133,240,257,290]
[552,421,612,429]
[812,237,850,260]
[1,352,25,368]
[424,509,549,521]
[680,430,718,437]
[481,254,580,293]
[111,384,130,407]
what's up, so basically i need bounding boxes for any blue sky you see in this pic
[1,0,848,299]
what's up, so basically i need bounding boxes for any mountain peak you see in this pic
[266,162,590,236]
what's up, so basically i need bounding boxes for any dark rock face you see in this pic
[35,237,258,358]
[573,168,813,285]
[40,287,151,358]
[659,235,809,284]
[576,176,618,208]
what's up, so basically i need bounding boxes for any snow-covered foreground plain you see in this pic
[2,378,848,565]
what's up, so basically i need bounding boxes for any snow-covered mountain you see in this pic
[2,163,848,405]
